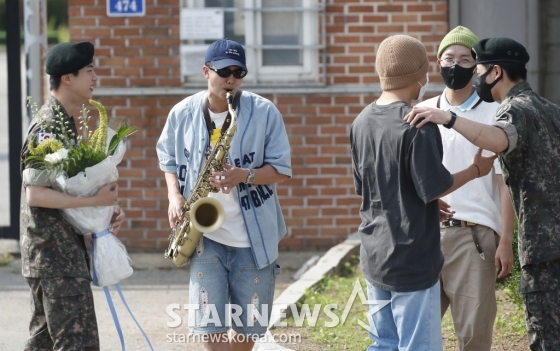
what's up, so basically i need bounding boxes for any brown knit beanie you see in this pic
[376,35,429,90]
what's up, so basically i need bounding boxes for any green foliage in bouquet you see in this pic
[25,99,137,179]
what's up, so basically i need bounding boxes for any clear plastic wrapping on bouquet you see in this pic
[91,229,133,287]
[52,141,126,234]
[51,140,133,287]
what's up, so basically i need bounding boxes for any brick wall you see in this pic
[68,0,448,252]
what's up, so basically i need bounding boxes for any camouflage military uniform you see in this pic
[493,81,560,350]
[20,96,99,350]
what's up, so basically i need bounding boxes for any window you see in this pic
[180,0,321,85]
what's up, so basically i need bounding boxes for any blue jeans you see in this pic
[188,237,280,336]
[366,280,442,351]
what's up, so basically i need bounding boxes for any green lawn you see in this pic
[278,262,526,351]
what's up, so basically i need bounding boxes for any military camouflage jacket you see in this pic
[20,96,90,279]
[493,82,560,268]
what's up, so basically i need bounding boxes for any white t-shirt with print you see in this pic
[417,91,504,235]
[202,108,251,247]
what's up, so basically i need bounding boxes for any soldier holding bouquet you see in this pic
[20,41,124,350]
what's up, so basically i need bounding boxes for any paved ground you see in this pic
[0,250,323,350]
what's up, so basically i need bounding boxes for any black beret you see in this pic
[45,41,95,76]
[471,37,529,65]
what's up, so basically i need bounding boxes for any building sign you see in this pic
[180,45,208,77]
[107,0,145,17]
[180,8,224,40]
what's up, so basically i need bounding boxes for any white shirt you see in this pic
[203,109,251,247]
[417,91,504,235]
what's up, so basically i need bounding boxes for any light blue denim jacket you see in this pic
[156,90,292,269]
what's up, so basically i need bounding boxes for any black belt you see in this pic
[441,220,485,260]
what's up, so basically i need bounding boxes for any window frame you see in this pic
[181,0,322,85]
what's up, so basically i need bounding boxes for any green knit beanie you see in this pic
[437,26,479,58]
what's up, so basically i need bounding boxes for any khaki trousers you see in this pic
[440,225,499,351]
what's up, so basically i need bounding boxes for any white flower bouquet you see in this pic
[24,99,137,287]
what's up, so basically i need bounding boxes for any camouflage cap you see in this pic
[471,37,529,65]
[45,41,94,76]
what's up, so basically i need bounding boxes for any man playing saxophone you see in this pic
[156,39,292,351]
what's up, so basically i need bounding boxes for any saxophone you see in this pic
[164,90,238,266]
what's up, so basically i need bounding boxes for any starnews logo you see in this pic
[166,280,391,337]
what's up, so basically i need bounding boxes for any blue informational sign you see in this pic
[107,0,145,17]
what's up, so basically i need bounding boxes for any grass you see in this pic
[282,260,526,351]
[280,256,372,351]
[0,253,13,266]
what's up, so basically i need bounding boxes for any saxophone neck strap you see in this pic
[202,90,242,137]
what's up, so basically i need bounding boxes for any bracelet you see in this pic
[472,164,481,178]
[443,111,457,129]
[245,168,255,185]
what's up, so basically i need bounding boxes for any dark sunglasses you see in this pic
[208,66,247,79]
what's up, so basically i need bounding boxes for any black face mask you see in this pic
[473,68,500,103]
[440,64,475,90]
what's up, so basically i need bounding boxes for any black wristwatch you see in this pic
[444,111,457,129]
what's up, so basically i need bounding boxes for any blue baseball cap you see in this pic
[205,39,248,72]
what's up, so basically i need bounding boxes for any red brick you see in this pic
[128,57,155,66]
[99,77,127,87]
[97,57,126,66]
[348,5,374,12]
[306,217,333,226]
[348,25,374,33]
[421,14,447,22]
[128,17,156,26]
[129,38,156,46]
[292,146,319,155]
[321,125,347,134]
[392,14,418,22]
[321,187,349,196]
[114,47,141,57]
[322,227,350,236]
[333,54,361,65]
[377,24,405,33]
[292,208,319,217]
[306,157,333,165]
[114,28,141,36]
[407,4,434,12]
[363,15,389,22]
[83,7,107,16]
[321,167,349,175]
[326,66,346,74]
[114,67,141,76]
[321,146,350,154]
[306,178,334,186]
[143,47,170,56]
[377,5,403,12]
[292,227,320,237]
[322,207,350,216]
[327,25,345,34]
[142,27,170,36]
[348,65,375,73]
[130,78,157,87]
[84,28,111,37]
[407,24,433,32]
[333,76,360,84]
[306,96,332,104]
[332,15,360,24]
[336,217,361,226]
[97,18,127,26]
[333,36,361,44]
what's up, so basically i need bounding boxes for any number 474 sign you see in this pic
[107,0,145,17]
